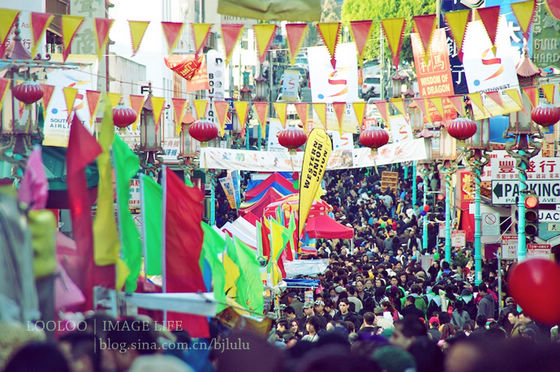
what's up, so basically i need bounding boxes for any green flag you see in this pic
[201,222,227,313]
[233,236,264,315]
[140,174,162,276]
[113,134,141,292]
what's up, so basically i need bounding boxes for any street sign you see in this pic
[540,210,560,223]
[381,171,399,193]
[451,230,466,247]
[527,244,552,260]
[491,180,560,205]
[501,235,518,260]
[482,212,500,236]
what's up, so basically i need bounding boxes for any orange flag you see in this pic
[41,84,55,112]
[61,15,85,62]
[294,103,309,132]
[413,14,437,62]
[30,12,54,57]
[171,98,187,136]
[313,103,327,129]
[316,22,341,68]
[63,87,78,121]
[128,20,150,56]
[0,9,19,58]
[332,102,346,135]
[192,23,213,56]
[253,101,268,137]
[485,91,503,108]
[0,78,10,111]
[213,100,229,137]
[86,90,102,128]
[381,18,406,68]
[94,18,114,60]
[274,102,288,128]
[444,9,470,61]
[221,24,244,64]
[522,86,539,108]
[150,96,166,129]
[449,95,466,117]
[161,21,184,54]
[285,23,308,65]
[349,20,374,66]
[374,101,390,123]
[129,94,146,131]
[253,24,277,63]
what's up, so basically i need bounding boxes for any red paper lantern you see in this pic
[188,119,218,143]
[359,127,389,151]
[531,104,560,127]
[112,104,137,128]
[277,126,307,153]
[446,117,477,140]
[12,80,43,104]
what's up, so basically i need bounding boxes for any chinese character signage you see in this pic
[491,157,560,180]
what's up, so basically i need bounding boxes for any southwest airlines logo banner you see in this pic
[308,43,359,134]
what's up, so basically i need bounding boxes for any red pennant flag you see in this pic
[86,90,102,127]
[41,84,55,111]
[191,23,212,56]
[374,101,389,123]
[94,18,114,60]
[522,86,539,108]
[285,23,308,65]
[30,12,54,57]
[546,0,560,21]
[221,24,244,63]
[163,167,209,338]
[349,20,374,65]
[67,115,114,310]
[294,103,309,132]
[413,14,437,55]
[332,102,346,135]
[161,21,184,53]
[477,6,501,51]
[486,91,503,108]
[413,97,429,121]
[253,101,268,137]
[261,218,271,259]
[449,95,466,117]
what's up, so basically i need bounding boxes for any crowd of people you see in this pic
[2,165,560,372]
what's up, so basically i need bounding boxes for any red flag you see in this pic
[477,6,501,48]
[67,115,113,310]
[163,167,209,338]
[261,219,271,259]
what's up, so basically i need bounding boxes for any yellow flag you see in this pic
[353,101,366,129]
[0,78,10,112]
[63,87,78,121]
[194,98,208,120]
[510,0,537,37]
[444,9,470,57]
[541,84,555,104]
[269,219,286,262]
[316,22,341,68]
[192,23,213,55]
[223,253,239,298]
[298,129,332,238]
[128,20,150,56]
[504,88,525,112]
[107,92,122,108]
[150,96,166,127]
[0,9,19,47]
[313,103,327,129]
[116,258,130,291]
[61,15,85,61]
[274,102,288,128]
[234,101,250,127]
[468,92,487,115]
[390,98,407,117]
[381,18,407,67]
[253,24,278,63]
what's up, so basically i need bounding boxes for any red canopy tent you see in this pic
[245,172,296,200]
[304,214,354,239]
[239,188,284,218]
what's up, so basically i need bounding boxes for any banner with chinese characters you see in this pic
[491,156,560,180]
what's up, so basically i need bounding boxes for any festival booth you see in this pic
[244,172,296,201]
[239,187,284,218]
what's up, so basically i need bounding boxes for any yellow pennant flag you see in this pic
[381,17,407,67]
[316,22,341,68]
[298,128,332,238]
[541,84,555,104]
[468,92,487,115]
[129,94,145,131]
[214,100,229,137]
[61,15,85,62]
[128,20,150,57]
[171,98,187,136]
[332,102,346,136]
[510,0,537,38]
[194,99,208,120]
[429,97,444,117]
[353,101,366,129]
[444,9,470,59]
[0,78,10,112]
[0,9,19,52]
[150,96,166,128]
[504,88,525,113]
[107,92,122,108]
[192,23,213,56]
[390,98,407,117]
[63,87,78,121]
[116,258,130,293]
[274,102,288,128]
[313,103,327,129]
[253,24,278,63]
[223,252,239,298]
[234,101,250,127]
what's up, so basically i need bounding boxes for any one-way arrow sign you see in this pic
[492,180,560,205]
[493,183,503,198]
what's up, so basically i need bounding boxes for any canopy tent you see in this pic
[304,214,354,239]
[245,172,296,201]
[239,188,284,218]
[222,216,258,249]
[263,193,331,219]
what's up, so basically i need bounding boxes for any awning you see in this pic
[305,214,354,239]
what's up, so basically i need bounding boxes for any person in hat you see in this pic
[313,299,331,329]
[298,301,318,333]
[285,292,304,318]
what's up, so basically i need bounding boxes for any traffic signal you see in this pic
[524,194,539,239]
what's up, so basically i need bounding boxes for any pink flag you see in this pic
[18,146,48,210]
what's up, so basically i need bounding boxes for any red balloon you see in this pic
[508,259,560,324]
[423,205,430,212]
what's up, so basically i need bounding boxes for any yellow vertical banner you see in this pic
[233,101,250,128]
[312,103,327,129]
[214,100,229,137]
[298,128,332,238]
[253,24,278,63]
[171,97,187,136]
[63,87,78,121]
[352,101,366,130]
[273,102,288,128]
[150,96,166,128]
[128,20,150,57]
[194,99,208,120]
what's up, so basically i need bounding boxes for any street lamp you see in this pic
[137,87,163,178]
[254,73,268,150]
[240,71,252,150]
[391,70,410,99]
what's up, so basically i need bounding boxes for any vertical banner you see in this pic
[298,128,332,237]
[206,49,227,127]
[441,1,470,94]
[219,176,237,209]
[230,169,241,209]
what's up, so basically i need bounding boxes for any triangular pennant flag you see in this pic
[449,95,466,117]
[381,17,407,68]
[221,24,244,64]
[390,98,407,117]
[253,101,268,137]
[63,87,78,121]
[486,91,504,108]
[194,99,208,120]
[477,6,501,53]
[30,12,54,57]
[128,20,150,57]
[192,23,212,56]
[0,78,10,111]
[332,102,346,135]
[41,84,55,112]
[444,9,470,61]
[316,22,342,69]
[253,24,277,63]
[511,0,537,39]
[171,98,187,136]
[107,92,122,108]
[413,14,437,57]
[352,101,366,129]
[413,98,429,122]
[0,9,19,58]
[374,101,390,123]
[468,92,486,115]
[285,23,308,65]
[213,100,229,137]
[349,20,374,66]
[233,101,250,128]
[150,96,166,129]
[294,103,309,132]
[94,18,114,60]
[504,88,526,113]
[129,94,145,131]
[546,0,560,21]
[522,86,539,108]
[161,21,184,54]
[541,84,555,104]
[86,90,101,128]
[61,15,85,62]
[429,97,444,118]
[313,103,327,129]
[273,102,288,128]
